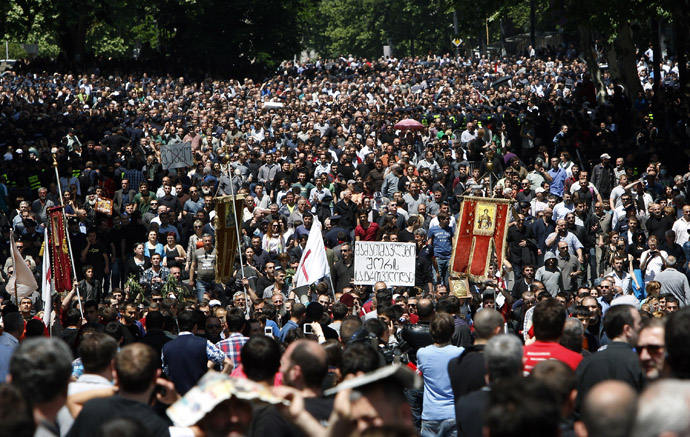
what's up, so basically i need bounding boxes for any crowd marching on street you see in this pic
[1,44,690,437]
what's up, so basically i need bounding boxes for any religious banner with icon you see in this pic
[214,194,245,285]
[47,207,73,293]
[449,276,471,298]
[95,197,113,216]
[450,196,512,281]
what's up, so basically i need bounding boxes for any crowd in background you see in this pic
[0,45,690,437]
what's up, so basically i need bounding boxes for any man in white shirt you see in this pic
[605,256,633,295]
[672,205,690,245]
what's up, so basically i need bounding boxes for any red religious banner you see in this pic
[48,207,73,293]
[449,196,512,282]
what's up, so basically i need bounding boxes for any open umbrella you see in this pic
[394,118,424,131]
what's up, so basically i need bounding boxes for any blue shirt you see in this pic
[184,197,204,214]
[0,332,19,382]
[280,320,299,342]
[547,167,567,197]
[417,344,464,420]
[428,225,453,258]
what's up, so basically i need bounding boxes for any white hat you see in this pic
[600,153,611,160]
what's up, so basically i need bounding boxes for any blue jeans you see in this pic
[196,279,215,302]
[110,258,123,290]
[435,258,450,286]
[405,388,423,432]
[421,418,457,437]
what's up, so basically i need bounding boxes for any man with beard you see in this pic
[506,214,538,279]
[249,339,333,436]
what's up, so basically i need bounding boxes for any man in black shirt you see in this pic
[575,304,645,410]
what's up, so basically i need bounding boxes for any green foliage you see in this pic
[162,274,191,301]
[124,274,145,303]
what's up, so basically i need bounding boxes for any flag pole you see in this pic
[52,154,84,319]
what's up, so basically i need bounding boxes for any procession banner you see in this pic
[161,141,194,170]
[354,241,416,287]
[95,197,113,215]
[449,196,512,281]
[214,194,245,285]
[48,206,73,293]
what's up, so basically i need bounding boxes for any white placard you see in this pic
[354,241,416,287]
[161,141,194,170]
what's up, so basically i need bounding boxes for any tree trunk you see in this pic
[58,15,88,66]
[578,23,607,104]
[607,22,642,101]
[673,4,690,106]
[651,17,662,94]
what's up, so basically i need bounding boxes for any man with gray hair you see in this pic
[10,338,73,436]
[632,380,690,437]
[655,255,690,307]
[456,334,524,437]
[32,186,55,224]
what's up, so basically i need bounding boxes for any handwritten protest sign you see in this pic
[161,141,194,170]
[354,241,416,286]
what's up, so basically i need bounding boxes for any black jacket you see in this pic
[399,321,432,365]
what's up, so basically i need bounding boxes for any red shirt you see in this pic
[355,223,380,241]
[522,340,583,374]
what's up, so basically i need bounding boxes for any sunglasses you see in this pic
[636,344,664,354]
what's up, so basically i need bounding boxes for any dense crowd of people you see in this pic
[1,45,690,437]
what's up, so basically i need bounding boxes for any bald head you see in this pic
[473,309,504,341]
[417,298,434,320]
[578,381,637,437]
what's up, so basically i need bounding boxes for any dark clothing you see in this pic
[248,397,333,437]
[506,225,538,267]
[138,329,172,363]
[333,199,358,231]
[332,259,354,293]
[451,319,473,349]
[590,163,615,199]
[575,341,646,410]
[162,333,209,395]
[647,215,674,241]
[124,256,151,282]
[325,226,351,248]
[533,219,556,254]
[448,344,486,401]
[415,244,434,288]
[399,321,432,365]
[66,395,171,437]
[456,387,490,437]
